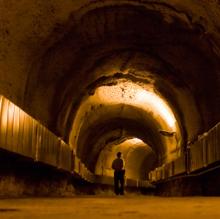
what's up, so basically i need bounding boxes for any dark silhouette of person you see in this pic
[111,152,125,195]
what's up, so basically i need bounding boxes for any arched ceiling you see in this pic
[69,80,182,171]
[0,0,220,179]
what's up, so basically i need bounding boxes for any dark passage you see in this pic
[0,0,219,199]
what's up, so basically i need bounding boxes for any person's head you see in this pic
[117,152,122,158]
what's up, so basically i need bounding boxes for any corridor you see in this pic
[0,0,220,200]
[0,196,219,219]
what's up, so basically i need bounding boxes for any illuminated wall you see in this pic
[69,80,182,180]
[0,0,220,186]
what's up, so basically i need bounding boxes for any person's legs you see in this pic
[119,172,125,195]
[114,172,120,195]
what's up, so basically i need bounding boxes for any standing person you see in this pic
[111,152,125,195]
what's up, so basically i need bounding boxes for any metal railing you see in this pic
[0,95,151,189]
[0,95,98,181]
[149,122,220,182]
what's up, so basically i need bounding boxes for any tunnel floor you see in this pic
[0,196,220,219]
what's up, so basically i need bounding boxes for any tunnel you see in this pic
[0,0,220,197]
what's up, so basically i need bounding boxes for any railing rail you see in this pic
[149,122,220,182]
[0,95,151,189]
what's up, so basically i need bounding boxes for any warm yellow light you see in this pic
[1,98,9,130]
[135,90,176,128]
[128,138,144,145]
[8,102,15,121]
[95,81,176,129]
[0,97,21,132]
[95,137,153,179]
[70,81,181,159]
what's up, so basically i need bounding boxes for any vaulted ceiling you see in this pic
[0,0,219,179]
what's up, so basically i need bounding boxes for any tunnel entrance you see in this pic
[0,0,220,197]
[69,79,183,182]
[95,137,157,180]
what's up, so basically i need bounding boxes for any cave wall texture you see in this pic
[0,0,220,175]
